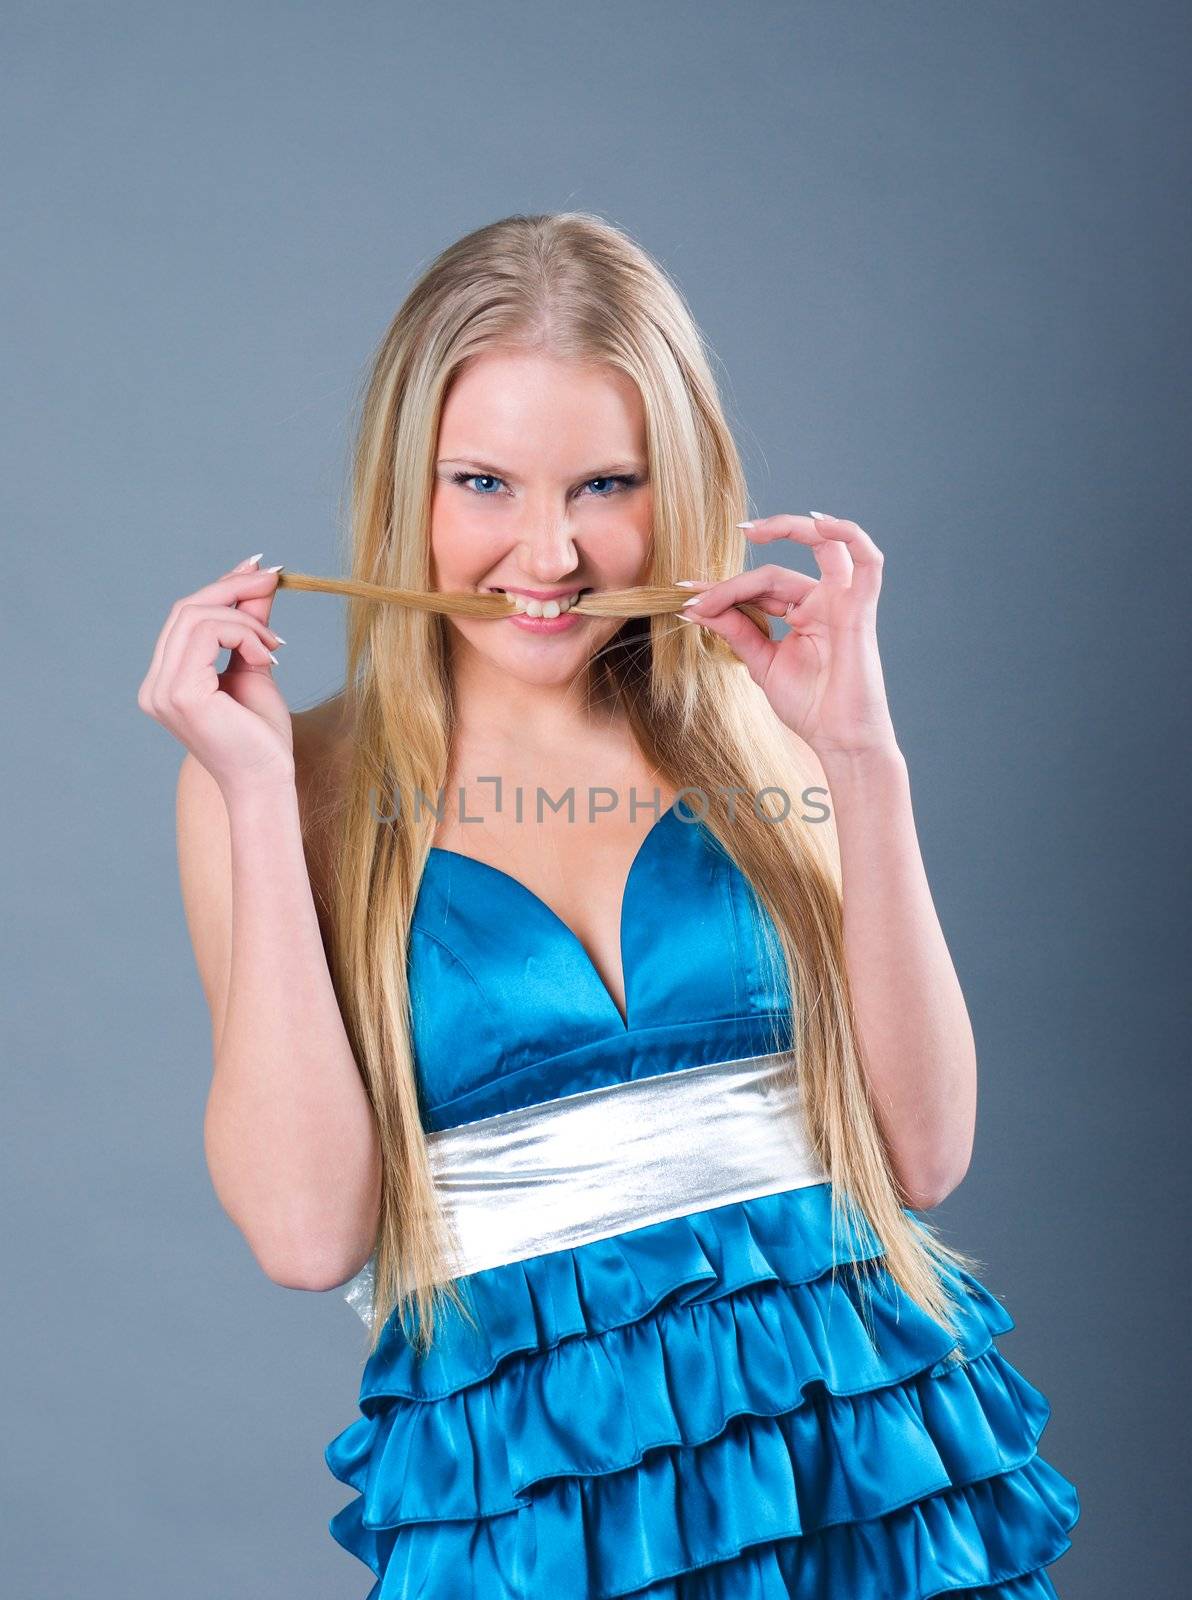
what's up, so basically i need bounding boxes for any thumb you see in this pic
[235,561,283,632]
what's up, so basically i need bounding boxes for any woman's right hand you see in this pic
[137,554,294,795]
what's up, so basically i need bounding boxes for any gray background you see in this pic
[4,2,1188,1595]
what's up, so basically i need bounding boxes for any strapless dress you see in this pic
[324,804,1080,1597]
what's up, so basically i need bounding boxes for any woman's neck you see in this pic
[449,647,624,754]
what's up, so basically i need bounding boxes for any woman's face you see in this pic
[429,347,653,688]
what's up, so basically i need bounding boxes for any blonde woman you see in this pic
[138,213,1079,1597]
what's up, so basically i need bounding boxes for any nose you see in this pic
[517,518,580,584]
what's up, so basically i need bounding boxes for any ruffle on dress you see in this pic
[325,1184,1079,1598]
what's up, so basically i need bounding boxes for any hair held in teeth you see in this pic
[274,570,773,659]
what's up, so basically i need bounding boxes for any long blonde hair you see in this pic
[321,210,980,1358]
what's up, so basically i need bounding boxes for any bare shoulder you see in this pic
[291,687,358,795]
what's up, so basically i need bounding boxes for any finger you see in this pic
[176,602,281,651]
[743,513,885,600]
[222,629,280,679]
[211,553,272,654]
[152,617,277,717]
[675,572,820,618]
[236,562,285,631]
[678,604,776,684]
[145,566,283,689]
[202,618,279,690]
[144,596,281,704]
[154,604,280,701]
[739,514,851,586]
[810,515,884,605]
[745,578,825,620]
[680,563,817,621]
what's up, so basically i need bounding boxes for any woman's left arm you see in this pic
[809,740,976,1210]
[676,512,976,1210]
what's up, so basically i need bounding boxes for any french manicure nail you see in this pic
[681,593,705,608]
[674,579,703,588]
[808,511,829,520]
[246,552,264,565]
[268,652,280,665]
[264,563,284,573]
[271,636,287,646]
[737,520,755,529]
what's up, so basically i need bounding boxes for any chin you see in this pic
[490,643,597,688]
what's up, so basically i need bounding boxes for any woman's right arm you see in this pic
[139,557,380,1291]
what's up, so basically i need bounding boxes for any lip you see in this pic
[485,584,590,633]
[507,610,583,633]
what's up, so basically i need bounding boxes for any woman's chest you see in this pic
[430,784,683,1029]
[410,804,794,1131]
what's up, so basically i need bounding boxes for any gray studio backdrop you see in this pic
[4,3,1187,1596]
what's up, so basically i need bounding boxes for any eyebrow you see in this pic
[437,456,648,479]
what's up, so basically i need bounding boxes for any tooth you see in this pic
[506,593,583,615]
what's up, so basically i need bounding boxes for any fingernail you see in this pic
[676,612,706,625]
[674,580,702,588]
[246,552,264,565]
[268,652,280,665]
[808,511,829,520]
[737,520,755,529]
[680,593,705,608]
[264,563,284,573]
[271,635,287,646]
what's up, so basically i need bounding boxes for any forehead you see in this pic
[438,349,646,467]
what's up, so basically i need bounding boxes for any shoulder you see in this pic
[291,687,358,799]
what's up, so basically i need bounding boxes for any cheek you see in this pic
[580,496,651,564]
[430,500,490,583]
[617,497,653,564]
[598,527,653,586]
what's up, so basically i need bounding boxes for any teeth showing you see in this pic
[503,592,582,619]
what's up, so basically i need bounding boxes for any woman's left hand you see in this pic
[677,513,899,759]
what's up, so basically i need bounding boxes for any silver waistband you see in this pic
[341,1049,826,1326]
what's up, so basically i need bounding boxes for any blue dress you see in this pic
[325,805,1080,1597]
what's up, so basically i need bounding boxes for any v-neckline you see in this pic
[426,804,686,1032]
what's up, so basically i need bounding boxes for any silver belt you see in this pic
[341,1049,826,1326]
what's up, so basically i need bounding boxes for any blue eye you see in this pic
[450,471,641,497]
[452,472,503,494]
[583,475,638,496]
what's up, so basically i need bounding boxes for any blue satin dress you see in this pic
[325,805,1080,1597]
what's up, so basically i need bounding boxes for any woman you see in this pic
[138,212,1079,1597]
